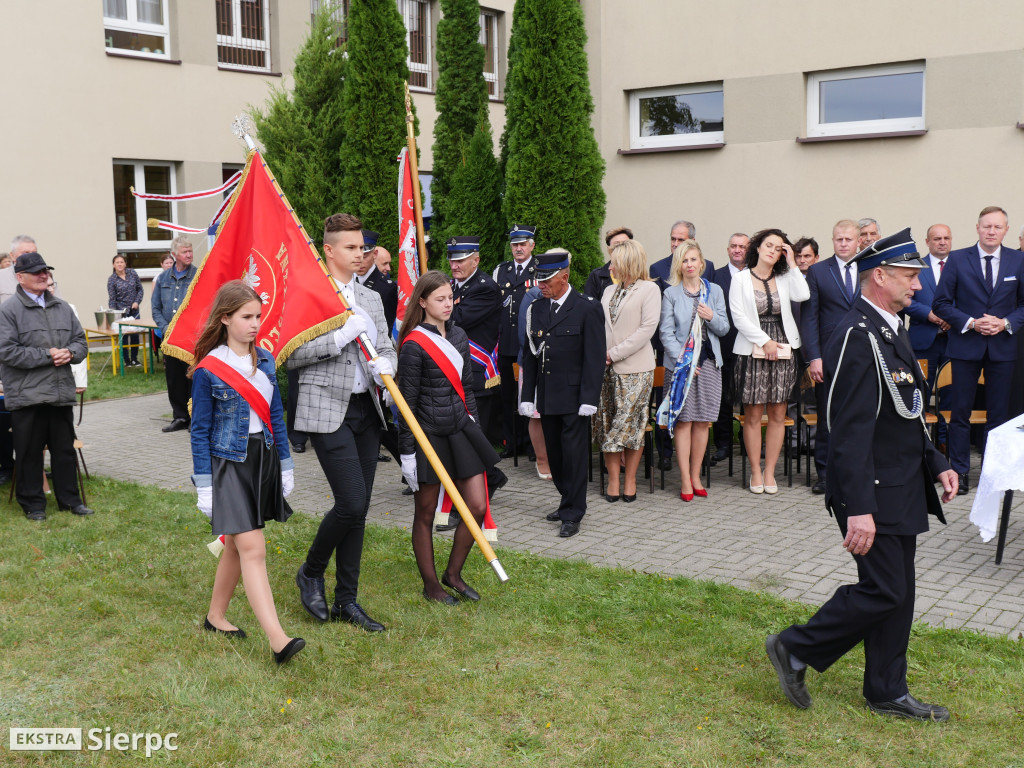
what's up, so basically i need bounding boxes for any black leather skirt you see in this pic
[415,420,499,485]
[211,435,293,536]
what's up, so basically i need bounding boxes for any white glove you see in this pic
[333,314,368,351]
[383,387,394,408]
[197,486,213,520]
[519,401,535,417]
[368,356,394,386]
[281,468,294,498]
[352,306,377,345]
[400,454,418,492]
[578,404,597,417]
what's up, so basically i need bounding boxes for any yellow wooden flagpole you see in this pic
[404,82,431,277]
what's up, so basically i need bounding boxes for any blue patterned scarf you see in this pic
[656,278,710,437]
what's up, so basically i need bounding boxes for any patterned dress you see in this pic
[675,286,723,423]
[735,283,797,405]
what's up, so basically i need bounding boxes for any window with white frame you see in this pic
[112,161,176,258]
[310,0,349,42]
[479,10,500,98]
[806,62,925,138]
[103,0,170,58]
[398,0,432,90]
[628,84,724,149]
[217,0,271,72]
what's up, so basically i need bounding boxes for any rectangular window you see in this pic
[628,84,724,149]
[398,0,432,90]
[103,0,170,58]
[310,0,349,43]
[806,63,925,138]
[479,10,499,98]
[112,160,176,256]
[217,0,271,72]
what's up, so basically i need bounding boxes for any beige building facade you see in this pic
[3,0,1023,318]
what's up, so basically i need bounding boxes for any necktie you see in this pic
[984,255,994,290]
[939,259,945,273]
[844,263,854,300]
[516,265,523,280]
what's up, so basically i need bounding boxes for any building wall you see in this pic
[589,0,1024,263]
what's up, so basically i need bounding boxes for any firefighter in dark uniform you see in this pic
[519,250,606,538]
[357,229,398,333]
[492,224,538,458]
[766,229,958,721]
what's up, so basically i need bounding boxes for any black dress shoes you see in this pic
[377,453,391,462]
[162,418,190,433]
[658,456,673,472]
[957,473,969,495]
[274,637,306,665]
[332,602,386,632]
[527,447,536,462]
[811,478,826,495]
[422,588,459,606]
[499,447,516,459]
[441,573,480,601]
[295,563,329,622]
[203,617,247,638]
[545,511,561,522]
[435,517,460,532]
[559,521,580,538]
[25,510,46,521]
[867,693,949,722]
[712,447,729,463]
[291,442,306,454]
[488,469,508,498]
[765,634,811,709]
[69,504,94,516]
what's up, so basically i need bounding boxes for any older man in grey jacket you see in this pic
[0,252,91,520]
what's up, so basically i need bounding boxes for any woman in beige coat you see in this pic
[595,240,661,501]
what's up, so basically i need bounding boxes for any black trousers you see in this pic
[540,412,589,523]
[917,335,949,445]
[306,393,381,605]
[813,382,830,477]
[948,356,1013,474]
[653,384,673,461]
[285,368,308,448]
[780,532,917,702]
[0,406,13,474]
[714,356,736,452]
[498,354,528,450]
[12,404,82,514]
[163,354,192,422]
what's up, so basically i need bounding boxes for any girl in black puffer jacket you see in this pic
[397,271,499,605]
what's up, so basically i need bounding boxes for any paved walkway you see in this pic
[76,393,1024,638]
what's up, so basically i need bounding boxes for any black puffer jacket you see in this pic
[397,322,479,455]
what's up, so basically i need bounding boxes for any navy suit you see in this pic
[711,264,738,452]
[800,256,860,477]
[903,257,949,444]
[931,244,1024,473]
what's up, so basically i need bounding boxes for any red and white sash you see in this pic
[403,328,498,540]
[195,355,273,436]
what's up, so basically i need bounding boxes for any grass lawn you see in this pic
[79,351,168,401]
[1,478,1023,767]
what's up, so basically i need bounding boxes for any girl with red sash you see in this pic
[188,281,304,665]
[397,271,500,604]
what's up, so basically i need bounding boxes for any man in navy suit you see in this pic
[710,232,749,461]
[800,219,861,493]
[904,224,952,449]
[932,206,1024,493]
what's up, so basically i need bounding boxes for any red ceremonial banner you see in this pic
[395,147,420,333]
[162,150,349,365]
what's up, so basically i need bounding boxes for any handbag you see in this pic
[752,342,792,360]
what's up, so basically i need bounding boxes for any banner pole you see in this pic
[404,82,431,276]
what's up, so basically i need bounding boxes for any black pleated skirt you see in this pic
[211,435,293,536]
[415,420,500,485]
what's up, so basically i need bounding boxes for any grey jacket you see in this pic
[660,280,730,374]
[0,287,87,409]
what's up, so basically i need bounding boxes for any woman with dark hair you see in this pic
[729,229,809,494]
[397,270,499,605]
[107,254,144,367]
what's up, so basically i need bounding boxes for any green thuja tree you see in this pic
[498,0,527,176]
[431,0,490,246]
[339,0,417,253]
[501,0,606,286]
[444,116,505,275]
[252,5,346,243]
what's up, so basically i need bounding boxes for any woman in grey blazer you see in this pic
[659,240,729,501]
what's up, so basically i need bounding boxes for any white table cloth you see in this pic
[970,413,1024,542]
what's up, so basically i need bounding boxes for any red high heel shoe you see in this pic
[680,490,693,502]
[693,488,708,498]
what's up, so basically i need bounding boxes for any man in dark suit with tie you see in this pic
[904,224,952,450]
[768,229,957,721]
[520,250,606,538]
[356,230,398,333]
[800,219,861,493]
[932,206,1024,493]
[583,226,633,300]
[710,232,749,462]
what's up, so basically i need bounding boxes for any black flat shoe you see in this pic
[331,602,386,632]
[765,634,811,709]
[545,511,561,521]
[559,521,580,538]
[441,574,481,601]
[25,510,46,521]
[604,493,620,503]
[435,518,460,532]
[162,418,190,433]
[377,453,391,462]
[274,637,305,665]
[203,617,247,638]
[957,473,969,495]
[422,588,458,606]
[867,693,949,722]
[290,442,306,454]
[622,493,636,503]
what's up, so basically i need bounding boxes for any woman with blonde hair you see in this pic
[594,239,661,501]
[658,240,730,501]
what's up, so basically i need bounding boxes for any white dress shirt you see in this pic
[333,275,369,393]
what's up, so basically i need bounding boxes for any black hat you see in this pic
[361,230,379,252]
[853,227,926,273]
[446,236,480,261]
[14,252,54,274]
[535,250,571,281]
[508,225,537,244]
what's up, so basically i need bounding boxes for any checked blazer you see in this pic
[285,282,397,434]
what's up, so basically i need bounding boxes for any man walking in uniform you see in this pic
[767,229,957,721]
[520,250,606,538]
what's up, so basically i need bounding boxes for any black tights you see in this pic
[412,474,487,600]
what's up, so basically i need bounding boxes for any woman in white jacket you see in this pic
[729,229,809,494]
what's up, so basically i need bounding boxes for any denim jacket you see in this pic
[151,264,197,335]
[190,348,293,488]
